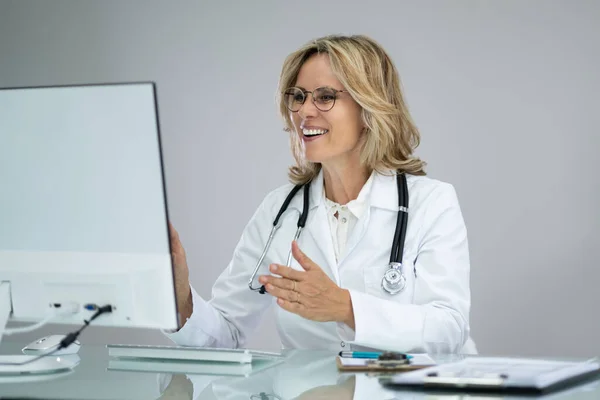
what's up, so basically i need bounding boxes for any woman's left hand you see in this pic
[259,241,355,329]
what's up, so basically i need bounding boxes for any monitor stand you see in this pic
[0,282,80,378]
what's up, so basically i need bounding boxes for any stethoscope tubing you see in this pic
[248,172,408,294]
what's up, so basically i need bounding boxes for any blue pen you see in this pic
[338,351,413,359]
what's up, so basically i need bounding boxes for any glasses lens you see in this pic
[284,88,305,112]
[313,88,337,111]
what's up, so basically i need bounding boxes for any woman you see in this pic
[167,34,476,354]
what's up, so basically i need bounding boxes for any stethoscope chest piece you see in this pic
[382,262,406,294]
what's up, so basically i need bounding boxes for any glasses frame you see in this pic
[283,86,348,112]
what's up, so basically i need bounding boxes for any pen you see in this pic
[338,351,412,359]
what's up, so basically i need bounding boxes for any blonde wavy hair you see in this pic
[277,34,426,185]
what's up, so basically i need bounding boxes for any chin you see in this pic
[302,144,341,165]
[303,150,324,163]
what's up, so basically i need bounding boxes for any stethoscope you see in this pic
[248,171,409,295]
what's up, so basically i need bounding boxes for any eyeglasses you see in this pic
[283,86,347,112]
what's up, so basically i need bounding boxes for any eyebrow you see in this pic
[293,85,337,91]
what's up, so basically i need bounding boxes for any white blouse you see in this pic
[323,173,375,263]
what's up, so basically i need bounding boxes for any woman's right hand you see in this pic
[169,222,193,324]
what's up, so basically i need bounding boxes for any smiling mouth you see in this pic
[302,128,329,137]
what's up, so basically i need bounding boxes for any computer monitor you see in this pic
[0,82,179,347]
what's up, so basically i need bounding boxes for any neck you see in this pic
[322,162,370,205]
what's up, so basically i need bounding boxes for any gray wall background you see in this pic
[1,0,598,358]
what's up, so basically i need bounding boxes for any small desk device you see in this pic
[0,82,178,375]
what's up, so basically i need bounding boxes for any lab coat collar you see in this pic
[287,168,401,213]
[282,169,322,214]
[369,170,405,212]
[309,168,324,210]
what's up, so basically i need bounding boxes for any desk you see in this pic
[1,341,599,399]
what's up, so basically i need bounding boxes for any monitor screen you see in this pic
[0,83,170,255]
[0,82,178,330]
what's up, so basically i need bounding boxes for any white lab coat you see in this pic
[166,169,477,355]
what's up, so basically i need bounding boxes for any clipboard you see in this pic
[379,356,600,395]
[336,353,436,372]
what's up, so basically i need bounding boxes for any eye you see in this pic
[316,93,335,103]
[285,89,305,103]
[315,88,336,103]
[318,94,335,102]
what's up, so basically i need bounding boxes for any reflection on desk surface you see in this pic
[160,351,600,400]
[1,341,599,400]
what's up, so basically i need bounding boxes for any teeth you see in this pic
[302,128,328,136]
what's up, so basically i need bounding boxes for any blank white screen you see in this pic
[0,83,170,254]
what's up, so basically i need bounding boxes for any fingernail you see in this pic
[259,276,266,284]
[270,264,278,272]
[267,284,273,290]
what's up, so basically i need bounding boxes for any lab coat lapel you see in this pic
[341,171,398,265]
[286,169,339,284]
